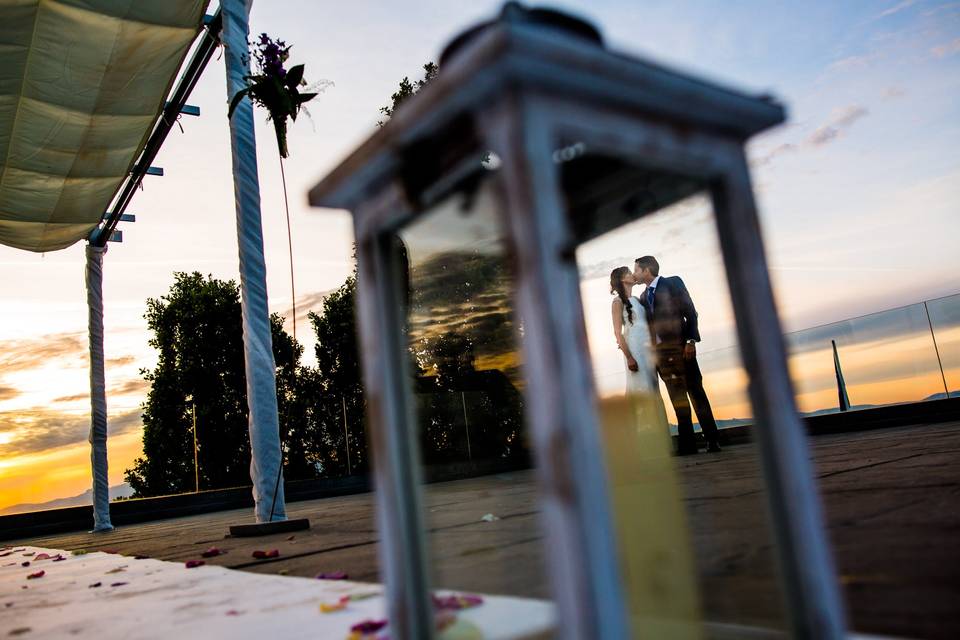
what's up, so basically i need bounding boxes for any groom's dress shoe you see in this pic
[706,442,722,453]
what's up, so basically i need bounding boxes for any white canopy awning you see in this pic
[0,0,209,252]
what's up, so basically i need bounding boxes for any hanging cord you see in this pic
[279,155,296,340]
[268,153,295,523]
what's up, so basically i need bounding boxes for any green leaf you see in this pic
[285,64,305,89]
[227,87,251,119]
[298,92,318,105]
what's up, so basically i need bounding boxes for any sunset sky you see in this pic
[1,0,958,512]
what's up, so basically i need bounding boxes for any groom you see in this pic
[635,256,721,455]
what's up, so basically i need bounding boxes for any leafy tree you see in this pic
[125,272,324,498]
[378,62,438,125]
[307,274,368,474]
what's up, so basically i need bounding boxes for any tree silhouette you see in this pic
[124,272,325,497]
[378,62,438,126]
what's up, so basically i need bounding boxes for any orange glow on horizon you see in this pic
[0,430,143,513]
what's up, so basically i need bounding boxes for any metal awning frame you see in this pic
[91,9,223,246]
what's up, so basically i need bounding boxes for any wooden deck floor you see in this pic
[11,421,960,639]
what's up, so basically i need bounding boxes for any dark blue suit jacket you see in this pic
[639,276,701,347]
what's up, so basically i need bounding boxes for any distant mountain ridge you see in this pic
[0,483,133,516]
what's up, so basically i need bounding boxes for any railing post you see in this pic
[924,301,950,399]
[192,402,200,493]
[341,395,352,475]
[460,391,473,461]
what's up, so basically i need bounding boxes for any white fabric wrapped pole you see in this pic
[222,0,286,522]
[85,243,113,532]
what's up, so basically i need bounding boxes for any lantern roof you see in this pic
[309,2,785,213]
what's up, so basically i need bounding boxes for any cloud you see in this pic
[881,86,907,99]
[807,105,869,147]
[108,378,149,396]
[930,37,960,58]
[877,0,920,18]
[0,385,20,401]
[52,393,88,403]
[0,408,142,456]
[0,332,86,371]
[827,54,877,72]
[578,255,638,281]
[106,355,137,367]
[277,288,336,333]
[923,2,960,17]
[754,142,798,167]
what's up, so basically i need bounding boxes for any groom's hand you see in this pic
[627,356,639,372]
[684,342,696,360]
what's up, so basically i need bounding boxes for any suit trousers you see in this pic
[656,345,720,452]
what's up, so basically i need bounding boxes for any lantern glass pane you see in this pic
[397,175,554,631]
[566,151,790,634]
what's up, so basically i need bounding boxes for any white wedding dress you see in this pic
[621,296,657,393]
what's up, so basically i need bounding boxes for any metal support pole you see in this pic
[460,391,473,461]
[711,150,846,638]
[924,302,950,399]
[341,395,352,475]
[192,402,200,493]
[354,219,433,640]
[223,0,285,523]
[85,244,113,532]
[486,100,630,640]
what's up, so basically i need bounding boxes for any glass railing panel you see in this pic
[925,294,960,398]
[787,303,947,414]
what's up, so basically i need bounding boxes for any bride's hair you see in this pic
[610,266,633,324]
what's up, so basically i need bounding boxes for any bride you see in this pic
[610,266,656,392]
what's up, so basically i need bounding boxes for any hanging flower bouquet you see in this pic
[228,34,325,158]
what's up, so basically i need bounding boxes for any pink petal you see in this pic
[89,582,102,588]
[251,549,279,559]
[0,551,12,557]
[22,552,34,557]
[315,570,348,580]
[201,547,223,558]
[185,560,206,568]
[26,570,44,580]
[225,610,241,616]
[431,593,484,610]
[350,619,388,634]
[110,582,128,587]
[33,553,51,561]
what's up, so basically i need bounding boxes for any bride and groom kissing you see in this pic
[611,256,722,456]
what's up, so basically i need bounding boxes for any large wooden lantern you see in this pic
[310,3,845,638]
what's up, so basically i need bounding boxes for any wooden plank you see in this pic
[8,422,959,638]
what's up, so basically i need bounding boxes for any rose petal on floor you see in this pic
[316,571,348,580]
